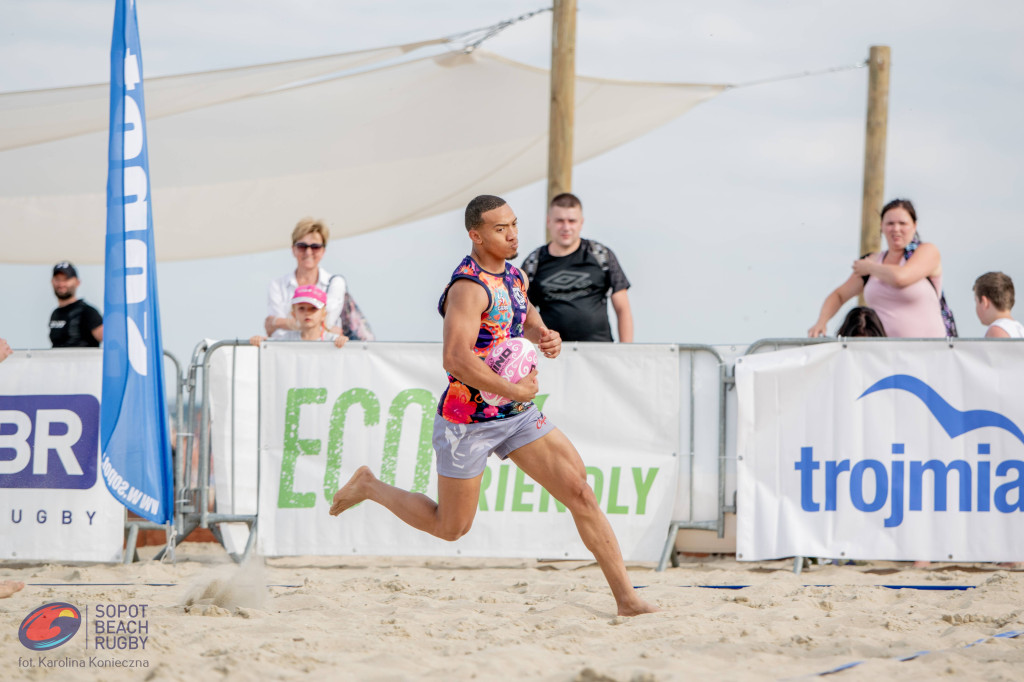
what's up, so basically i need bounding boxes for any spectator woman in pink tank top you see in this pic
[809,199,946,338]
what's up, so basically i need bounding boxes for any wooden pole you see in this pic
[859,46,891,262]
[546,0,576,242]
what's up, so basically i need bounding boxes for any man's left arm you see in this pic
[605,247,633,343]
[522,271,561,359]
[87,305,104,343]
[610,290,633,343]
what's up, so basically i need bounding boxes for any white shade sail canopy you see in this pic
[0,43,725,264]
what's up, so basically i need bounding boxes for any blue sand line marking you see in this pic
[28,582,178,587]
[26,583,303,588]
[806,629,1024,678]
[646,585,977,591]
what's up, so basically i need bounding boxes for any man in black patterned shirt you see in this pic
[521,193,633,342]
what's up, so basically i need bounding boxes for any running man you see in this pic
[330,195,657,617]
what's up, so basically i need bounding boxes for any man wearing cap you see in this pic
[49,262,103,348]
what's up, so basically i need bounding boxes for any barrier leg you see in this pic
[793,556,804,575]
[241,519,258,564]
[123,524,140,565]
[657,522,680,572]
[152,516,201,561]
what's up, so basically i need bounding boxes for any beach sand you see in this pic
[2,545,1022,681]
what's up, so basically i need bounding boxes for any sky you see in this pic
[2,0,1023,365]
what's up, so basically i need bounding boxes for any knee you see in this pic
[564,478,600,512]
[437,521,473,542]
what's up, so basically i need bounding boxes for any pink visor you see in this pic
[292,285,327,309]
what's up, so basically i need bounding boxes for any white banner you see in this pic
[736,341,1024,561]
[208,342,260,556]
[256,342,679,561]
[0,350,124,562]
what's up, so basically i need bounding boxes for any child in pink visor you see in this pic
[250,285,348,348]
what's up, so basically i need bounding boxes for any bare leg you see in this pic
[330,465,482,541]
[0,580,24,598]
[508,429,658,617]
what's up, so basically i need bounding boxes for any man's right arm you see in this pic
[442,280,537,402]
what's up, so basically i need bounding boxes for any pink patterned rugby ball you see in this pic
[480,338,538,406]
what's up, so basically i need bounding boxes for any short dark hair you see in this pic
[549,192,582,211]
[837,306,887,337]
[465,195,507,231]
[880,198,917,223]
[974,271,1015,311]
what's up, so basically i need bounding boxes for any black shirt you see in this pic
[521,238,630,342]
[49,299,103,348]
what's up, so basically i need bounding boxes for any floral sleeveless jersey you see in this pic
[436,257,530,423]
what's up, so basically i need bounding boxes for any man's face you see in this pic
[546,205,583,250]
[472,204,519,261]
[52,274,78,301]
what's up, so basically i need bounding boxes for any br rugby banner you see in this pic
[0,351,124,562]
[254,343,680,561]
[736,341,1024,562]
[100,0,174,524]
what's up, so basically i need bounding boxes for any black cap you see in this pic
[53,261,78,278]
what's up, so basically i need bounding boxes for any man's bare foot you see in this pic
[617,595,659,617]
[329,466,376,516]
[998,562,1024,570]
[913,560,932,568]
[0,580,25,598]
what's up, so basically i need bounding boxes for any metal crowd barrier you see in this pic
[140,336,1009,568]
[122,349,184,563]
[170,340,734,569]
[144,339,260,563]
[656,345,728,571]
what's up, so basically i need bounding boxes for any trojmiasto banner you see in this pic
[256,342,680,561]
[736,340,1024,562]
[100,0,174,523]
[0,351,124,562]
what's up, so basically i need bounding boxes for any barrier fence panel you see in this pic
[251,341,681,561]
[657,345,727,570]
[206,341,260,558]
[1,348,182,563]
[735,338,1024,563]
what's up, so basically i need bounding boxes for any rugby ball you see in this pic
[480,338,538,406]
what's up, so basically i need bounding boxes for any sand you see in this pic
[2,546,1022,681]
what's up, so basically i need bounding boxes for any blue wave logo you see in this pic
[858,374,1024,446]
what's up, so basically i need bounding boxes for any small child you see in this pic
[250,285,348,348]
[973,272,1024,338]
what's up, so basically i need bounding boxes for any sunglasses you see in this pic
[293,242,325,252]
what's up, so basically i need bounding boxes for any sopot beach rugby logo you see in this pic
[795,374,1024,527]
[19,603,82,651]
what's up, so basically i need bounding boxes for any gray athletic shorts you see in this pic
[433,405,555,479]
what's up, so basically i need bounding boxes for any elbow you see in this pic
[891,273,914,288]
[442,351,463,379]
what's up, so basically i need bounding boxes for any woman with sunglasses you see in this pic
[264,217,347,338]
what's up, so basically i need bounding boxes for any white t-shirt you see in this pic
[989,318,1024,338]
[266,268,346,339]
